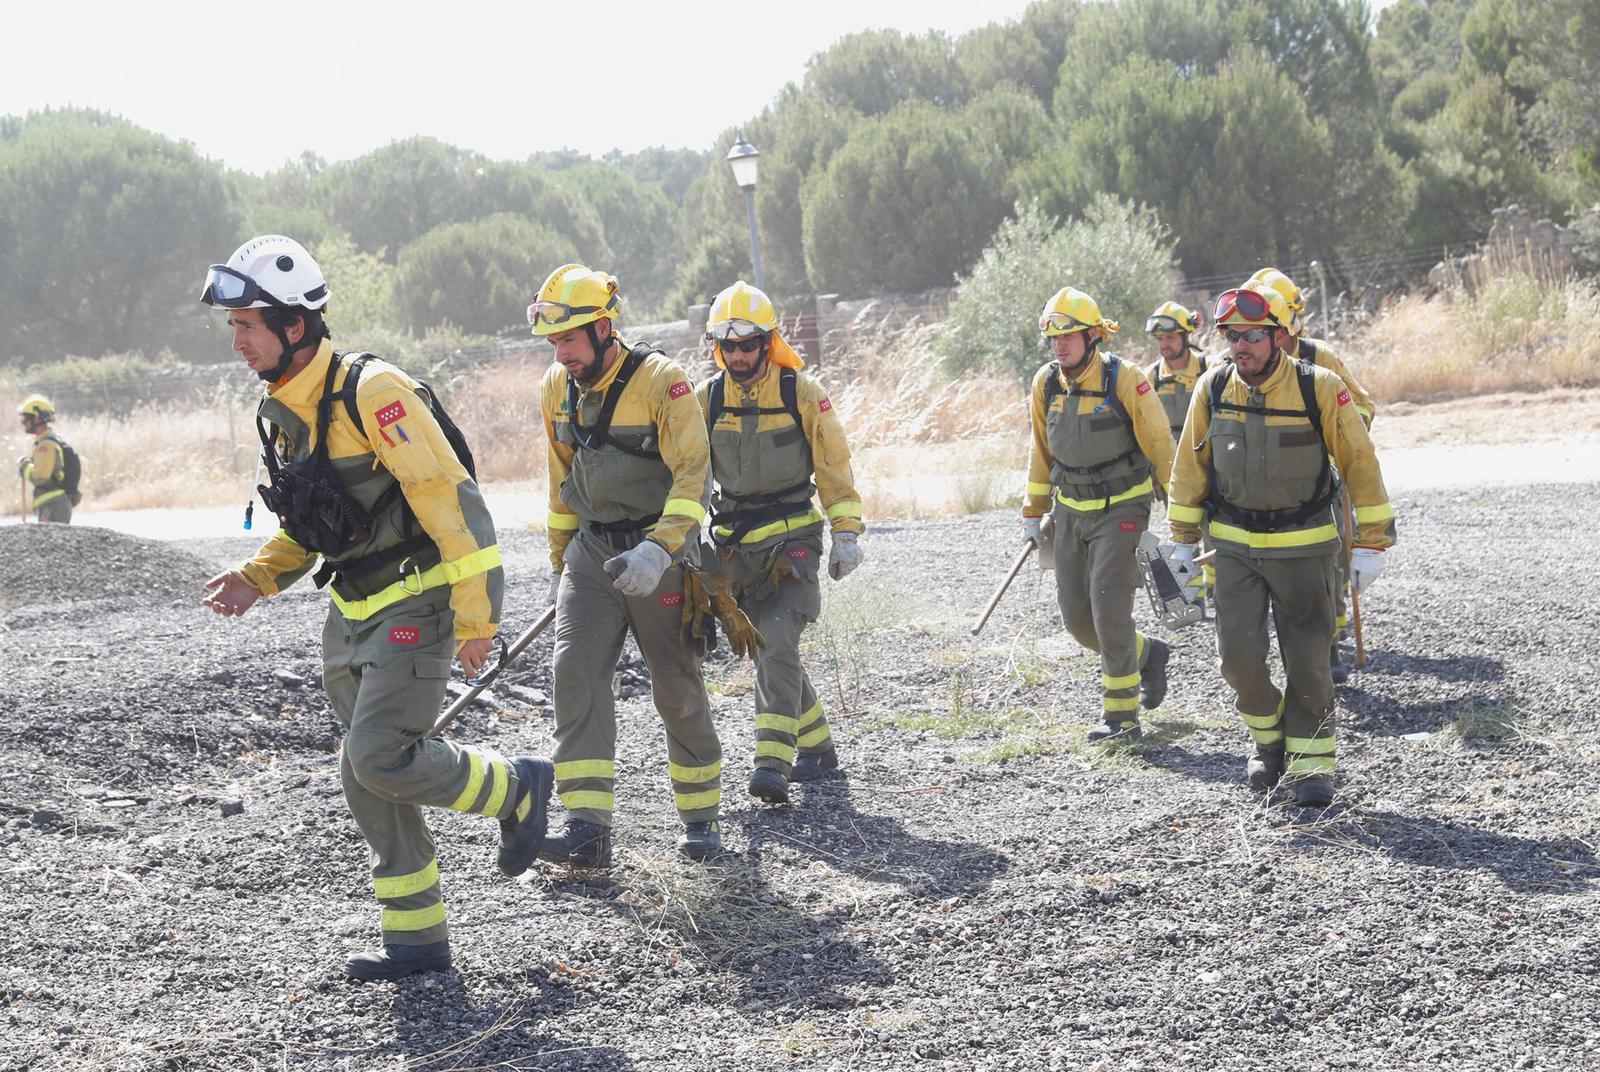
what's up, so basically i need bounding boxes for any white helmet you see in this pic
[200,235,330,311]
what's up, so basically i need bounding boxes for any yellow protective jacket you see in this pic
[237,340,502,640]
[541,338,710,572]
[1297,337,1376,425]
[23,431,66,507]
[695,362,864,547]
[1143,352,1210,437]
[1023,354,1177,518]
[1168,354,1395,557]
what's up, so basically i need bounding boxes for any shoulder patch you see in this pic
[1136,381,1152,396]
[1336,389,1351,407]
[668,380,691,400]
[818,397,833,413]
[374,400,407,427]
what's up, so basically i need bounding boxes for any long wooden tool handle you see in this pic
[429,604,557,738]
[971,540,1036,636]
[1341,489,1366,668]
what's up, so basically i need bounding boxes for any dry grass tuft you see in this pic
[1344,273,1600,403]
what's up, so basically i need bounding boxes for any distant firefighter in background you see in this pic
[16,394,80,523]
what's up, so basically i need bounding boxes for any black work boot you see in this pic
[748,766,789,805]
[497,757,555,877]
[1139,638,1170,710]
[1329,644,1349,685]
[537,816,613,869]
[790,745,840,783]
[1247,743,1285,792]
[1290,773,1335,808]
[1087,718,1142,744]
[677,820,723,861]
[344,940,452,982]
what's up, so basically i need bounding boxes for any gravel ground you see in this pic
[1,483,1596,1071]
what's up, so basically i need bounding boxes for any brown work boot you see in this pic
[1247,743,1285,792]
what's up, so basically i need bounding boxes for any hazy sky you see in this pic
[9,0,1043,174]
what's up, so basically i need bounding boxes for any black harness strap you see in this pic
[567,345,665,460]
[706,367,816,545]
[1202,359,1338,532]
[1152,354,1207,393]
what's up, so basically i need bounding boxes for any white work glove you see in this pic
[1021,516,1042,547]
[828,532,863,580]
[604,539,673,597]
[1350,547,1386,596]
[548,571,562,606]
[1164,542,1203,590]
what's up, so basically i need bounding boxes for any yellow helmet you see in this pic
[706,280,777,339]
[527,263,620,336]
[1039,288,1118,339]
[1214,282,1294,330]
[1146,301,1200,335]
[1247,268,1304,312]
[17,394,53,421]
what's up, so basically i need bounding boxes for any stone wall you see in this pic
[1428,205,1583,293]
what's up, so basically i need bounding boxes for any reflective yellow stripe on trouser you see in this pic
[374,858,446,938]
[1286,733,1336,774]
[1100,632,1146,721]
[555,758,617,817]
[670,758,722,813]
[328,544,502,621]
[446,746,514,817]
[1239,695,1286,746]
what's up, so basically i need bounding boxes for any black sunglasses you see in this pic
[719,337,763,354]
[1223,327,1274,344]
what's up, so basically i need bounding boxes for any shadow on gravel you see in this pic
[377,974,634,1071]
[1355,650,1504,685]
[1356,809,1597,894]
[1139,745,1241,786]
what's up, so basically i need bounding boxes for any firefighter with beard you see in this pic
[198,235,551,981]
[532,264,723,867]
[1021,288,1178,743]
[1167,282,1395,807]
[1249,268,1377,684]
[695,281,863,805]
[1143,303,1208,439]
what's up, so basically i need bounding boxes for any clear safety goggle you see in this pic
[706,318,767,341]
[526,296,617,327]
[200,265,267,309]
[1146,315,1185,334]
[1039,311,1091,334]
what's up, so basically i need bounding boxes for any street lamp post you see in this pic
[725,132,765,292]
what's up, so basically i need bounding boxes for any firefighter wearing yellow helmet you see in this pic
[16,394,78,523]
[197,235,545,982]
[1143,302,1208,438]
[694,281,864,804]
[1022,287,1179,744]
[1167,281,1395,808]
[532,263,724,866]
[1249,267,1377,682]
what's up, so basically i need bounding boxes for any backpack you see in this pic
[58,438,83,506]
[338,352,476,478]
[1041,353,1130,422]
[704,366,804,434]
[703,367,816,546]
[563,344,666,460]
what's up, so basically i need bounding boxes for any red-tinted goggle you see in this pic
[1213,288,1276,325]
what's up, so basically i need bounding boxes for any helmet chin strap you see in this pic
[576,321,616,384]
[258,308,319,383]
[727,338,769,383]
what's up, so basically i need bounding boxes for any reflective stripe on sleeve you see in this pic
[663,497,708,524]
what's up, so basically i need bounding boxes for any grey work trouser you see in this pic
[1052,501,1154,723]
[719,533,832,774]
[550,534,721,827]
[35,496,71,524]
[323,585,521,946]
[1213,549,1339,777]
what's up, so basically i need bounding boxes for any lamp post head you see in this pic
[726,132,760,190]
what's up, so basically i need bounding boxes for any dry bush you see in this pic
[1344,272,1600,402]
